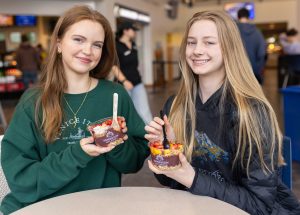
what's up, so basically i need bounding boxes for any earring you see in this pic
[57,49,62,58]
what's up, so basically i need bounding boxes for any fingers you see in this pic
[162,116,175,141]
[150,118,164,130]
[120,120,126,128]
[119,116,125,122]
[122,126,127,133]
[118,120,127,141]
[144,133,160,142]
[85,144,116,157]
[163,115,171,126]
[122,134,128,141]
[179,153,188,165]
[162,115,173,132]
[98,145,116,153]
[148,160,176,176]
[145,117,164,134]
[153,116,165,125]
[144,116,176,142]
[80,136,94,147]
[144,125,161,136]
[120,120,128,134]
[147,160,163,174]
[80,136,117,156]
[124,81,134,90]
[144,124,161,135]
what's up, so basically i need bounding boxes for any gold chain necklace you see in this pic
[63,79,92,128]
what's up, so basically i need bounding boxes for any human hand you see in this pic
[119,116,128,142]
[123,80,134,90]
[80,136,115,156]
[148,153,195,188]
[144,115,176,143]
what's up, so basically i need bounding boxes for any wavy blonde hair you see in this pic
[35,5,117,143]
[169,10,284,174]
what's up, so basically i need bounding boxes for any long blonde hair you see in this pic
[36,5,117,143]
[169,10,284,174]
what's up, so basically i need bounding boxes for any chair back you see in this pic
[281,136,292,189]
[279,54,300,73]
[278,54,300,88]
[0,102,7,130]
[285,55,300,73]
[0,135,10,203]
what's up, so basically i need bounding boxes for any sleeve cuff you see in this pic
[71,143,94,167]
[188,167,199,192]
[188,168,212,196]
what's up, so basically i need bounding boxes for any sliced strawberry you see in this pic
[105,119,112,126]
[117,117,125,126]
[152,142,163,149]
[152,142,160,147]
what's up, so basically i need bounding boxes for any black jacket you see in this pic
[156,89,300,215]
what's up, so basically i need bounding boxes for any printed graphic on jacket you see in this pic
[194,131,229,163]
[193,131,230,182]
[58,117,92,145]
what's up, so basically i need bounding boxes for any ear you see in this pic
[57,39,62,53]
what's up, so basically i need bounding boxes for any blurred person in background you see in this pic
[279,28,300,55]
[36,43,47,69]
[237,7,266,85]
[16,34,40,89]
[113,22,153,124]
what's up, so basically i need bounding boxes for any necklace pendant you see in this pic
[74,115,77,128]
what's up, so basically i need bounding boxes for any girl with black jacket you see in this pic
[145,11,300,215]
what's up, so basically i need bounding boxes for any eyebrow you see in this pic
[72,34,104,43]
[187,36,217,40]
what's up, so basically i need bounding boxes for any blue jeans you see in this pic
[127,83,153,124]
[23,72,38,89]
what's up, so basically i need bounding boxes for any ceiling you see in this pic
[144,0,284,7]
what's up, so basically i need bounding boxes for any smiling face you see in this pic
[57,19,105,76]
[185,20,225,79]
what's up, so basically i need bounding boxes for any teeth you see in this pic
[193,59,209,63]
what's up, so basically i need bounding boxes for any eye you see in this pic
[73,37,84,43]
[205,41,216,45]
[93,43,103,49]
[187,41,196,46]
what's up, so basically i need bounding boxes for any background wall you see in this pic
[0,0,299,84]
[0,0,298,49]
[0,0,95,15]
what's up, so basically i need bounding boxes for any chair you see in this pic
[281,136,292,189]
[0,135,10,203]
[0,102,7,131]
[278,54,300,88]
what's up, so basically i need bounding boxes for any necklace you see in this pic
[64,78,92,128]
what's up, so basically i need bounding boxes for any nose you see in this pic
[82,44,92,55]
[193,42,204,55]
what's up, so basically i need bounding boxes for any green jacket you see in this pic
[0,80,149,214]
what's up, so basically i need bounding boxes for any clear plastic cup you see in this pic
[149,141,184,170]
[87,117,125,147]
